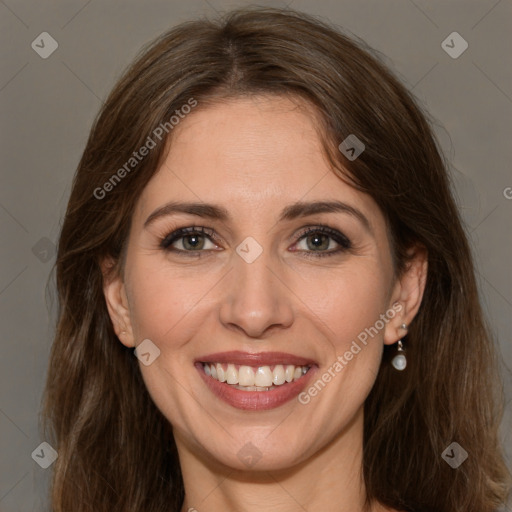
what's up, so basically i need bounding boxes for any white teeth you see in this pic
[226,363,238,384]
[203,362,311,389]
[216,363,226,382]
[238,365,255,386]
[254,366,273,387]
[272,365,286,385]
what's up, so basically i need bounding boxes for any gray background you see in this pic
[1,0,511,510]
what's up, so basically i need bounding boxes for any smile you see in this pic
[194,351,318,410]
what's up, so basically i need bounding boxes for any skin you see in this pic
[103,95,427,512]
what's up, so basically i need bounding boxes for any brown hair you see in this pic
[41,6,511,512]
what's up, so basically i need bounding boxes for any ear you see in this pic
[384,244,428,345]
[101,257,135,348]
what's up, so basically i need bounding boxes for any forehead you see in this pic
[135,95,381,226]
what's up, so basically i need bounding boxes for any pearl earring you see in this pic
[392,323,408,371]
[391,340,407,370]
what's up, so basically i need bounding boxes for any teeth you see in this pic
[216,363,226,382]
[203,362,311,389]
[238,365,255,386]
[272,365,285,385]
[226,363,238,384]
[254,366,273,387]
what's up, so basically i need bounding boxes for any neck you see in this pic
[177,406,384,512]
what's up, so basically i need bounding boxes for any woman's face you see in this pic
[105,95,418,471]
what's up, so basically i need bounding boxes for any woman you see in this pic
[41,6,511,512]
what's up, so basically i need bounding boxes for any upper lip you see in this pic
[196,350,317,367]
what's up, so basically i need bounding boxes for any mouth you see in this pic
[194,351,318,410]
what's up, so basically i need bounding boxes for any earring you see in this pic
[392,323,407,371]
[391,340,407,370]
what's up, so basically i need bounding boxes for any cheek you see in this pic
[124,258,221,428]
[126,255,221,346]
[304,262,391,345]
[297,264,390,408]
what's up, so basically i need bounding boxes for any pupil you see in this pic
[308,233,328,251]
[184,235,203,250]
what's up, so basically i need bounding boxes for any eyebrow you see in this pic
[144,200,372,234]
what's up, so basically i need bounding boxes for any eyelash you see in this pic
[159,224,352,259]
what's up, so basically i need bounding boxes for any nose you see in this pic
[218,246,294,339]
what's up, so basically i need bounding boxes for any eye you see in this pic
[292,225,352,258]
[159,224,352,258]
[160,226,220,254]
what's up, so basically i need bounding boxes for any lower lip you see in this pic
[195,362,318,411]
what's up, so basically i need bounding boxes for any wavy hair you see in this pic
[41,6,511,511]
